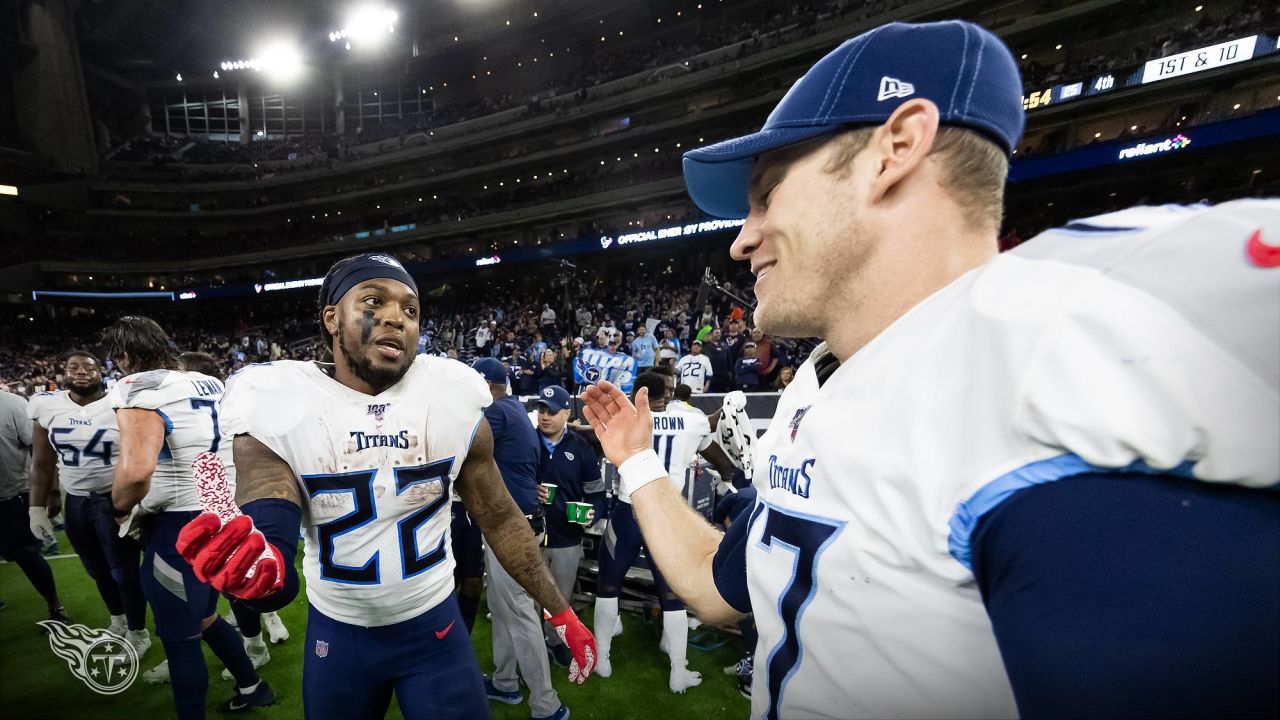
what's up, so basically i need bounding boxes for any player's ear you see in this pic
[322,305,339,336]
[867,98,939,205]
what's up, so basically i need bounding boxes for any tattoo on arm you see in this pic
[457,418,569,615]
[232,434,302,507]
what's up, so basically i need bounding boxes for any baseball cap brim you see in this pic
[683,125,836,219]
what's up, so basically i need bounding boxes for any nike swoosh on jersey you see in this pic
[1245,229,1280,268]
[435,620,456,639]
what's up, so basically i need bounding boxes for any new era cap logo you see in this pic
[877,76,914,101]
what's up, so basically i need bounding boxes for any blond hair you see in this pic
[823,125,1008,232]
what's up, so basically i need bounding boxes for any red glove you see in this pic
[546,607,596,683]
[176,513,285,600]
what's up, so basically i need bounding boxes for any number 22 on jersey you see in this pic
[300,458,454,585]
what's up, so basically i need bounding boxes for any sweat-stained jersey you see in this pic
[620,405,713,504]
[218,355,491,627]
[736,200,1280,719]
[27,391,118,496]
[109,370,233,513]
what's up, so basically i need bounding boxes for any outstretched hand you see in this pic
[580,381,653,467]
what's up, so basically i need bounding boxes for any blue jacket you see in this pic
[484,395,542,514]
[537,428,605,548]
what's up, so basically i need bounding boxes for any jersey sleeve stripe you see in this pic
[948,453,1196,570]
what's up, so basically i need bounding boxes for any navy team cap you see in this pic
[534,385,572,412]
[472,357,507,385]
[682,20,1024,219]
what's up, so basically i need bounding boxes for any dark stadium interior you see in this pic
[3,2,1280,719]
[2,0,1279,387]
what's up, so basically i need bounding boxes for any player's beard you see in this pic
[754,215,874,339]
[67,382,101,401]
[338,331,408,391]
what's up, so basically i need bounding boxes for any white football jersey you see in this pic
[219,356,490,627]
[27,391,118,496]
[676,354,713,393]
[620,405,713,504]
[109,370,233,513]
[742,200,1279,719]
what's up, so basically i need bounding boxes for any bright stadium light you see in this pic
[255,39,304,83]
[333,5,398,47]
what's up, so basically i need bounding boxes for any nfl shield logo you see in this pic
[788,406,811,442]
[315,640,329,658]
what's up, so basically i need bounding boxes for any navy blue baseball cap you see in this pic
[534,385,572,412]
[683,20,1024,219]
[472,357,507,385]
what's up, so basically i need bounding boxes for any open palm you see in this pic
[580,381,653,466]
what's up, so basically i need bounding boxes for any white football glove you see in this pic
[29,506,56,546]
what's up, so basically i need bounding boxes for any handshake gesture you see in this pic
[175,453,286,600]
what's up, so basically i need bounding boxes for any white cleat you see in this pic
[262,611,289,644]
[594,654,612,678]
[222,641,271,680]
[126,629,152,659]
[143,660,170,685]
[669,667,703,694]
[106,620,127,638]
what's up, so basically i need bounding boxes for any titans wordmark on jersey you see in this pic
[27,391,119,496]
[219,355,491,627]
[108,370,233,513]
[740,201,1279,720]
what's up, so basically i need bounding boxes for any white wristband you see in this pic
[29,506,48,521]
[617,449,669,497]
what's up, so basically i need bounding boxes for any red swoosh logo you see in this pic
[435,620,456,639]
[1246,229,1280,268]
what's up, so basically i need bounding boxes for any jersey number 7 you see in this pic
[300,458,454,584]
[756,506,845,720]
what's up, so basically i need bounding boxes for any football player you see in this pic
[582,19,1279,720]
[175,253,595,720]
[592,371,738,692]
[29,350,150,656]
[105,316,272,719]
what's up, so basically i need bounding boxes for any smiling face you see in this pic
[64,355,103,398]
[324,279,420,393]
[730,134,877,340]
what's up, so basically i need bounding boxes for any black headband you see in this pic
[325,254,418,306]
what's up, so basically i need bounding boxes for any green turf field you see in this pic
[0,533,751,720]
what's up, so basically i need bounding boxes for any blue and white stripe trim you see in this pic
[947,453,1196,570]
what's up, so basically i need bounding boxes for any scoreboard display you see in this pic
[1020,34,1274,114]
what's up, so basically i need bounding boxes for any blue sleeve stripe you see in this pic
[155,409,174,436]
[948,453,1196,570]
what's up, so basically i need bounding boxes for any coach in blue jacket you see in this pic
[532,385,605,666]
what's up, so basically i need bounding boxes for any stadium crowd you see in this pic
[1,262,803,398]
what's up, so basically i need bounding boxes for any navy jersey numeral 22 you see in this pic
[300,458,453,584]
[756,505,845,720]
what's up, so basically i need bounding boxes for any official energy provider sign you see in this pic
[1142,36,1258,84]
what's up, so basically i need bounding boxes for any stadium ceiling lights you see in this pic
[331,6,397,47]
[219,40,304,83]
